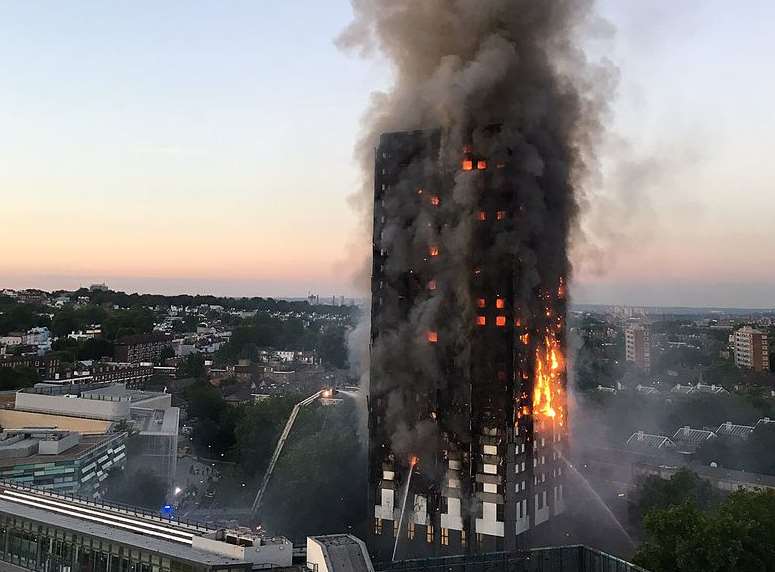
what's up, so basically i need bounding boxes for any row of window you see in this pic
[476,316,508,327]
[373,520,466,546]
[0,516,239,572]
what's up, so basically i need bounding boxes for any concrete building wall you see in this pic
[38,432,80,455]
[15,392,130,421]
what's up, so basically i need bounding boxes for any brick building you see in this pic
[0,355,60,378]
[114,333,171,364]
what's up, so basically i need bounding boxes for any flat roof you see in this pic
[133,407,179,436]
[311,535,371,572]
[0,410,112,435]
[82,385,166,404]
[0,433,122,469]
[0,496,244,568]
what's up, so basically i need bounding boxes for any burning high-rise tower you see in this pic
[339,0,608,562]
[368,126,568,560]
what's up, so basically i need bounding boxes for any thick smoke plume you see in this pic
[341,0,610,460]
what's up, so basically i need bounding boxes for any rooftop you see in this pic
[672,426,717,449]
[626,431,675,450]
[0,433,123,469]
[81,384,166,404]
[716,421,754,439]
[308,534,373,572]
[0,482,245,567]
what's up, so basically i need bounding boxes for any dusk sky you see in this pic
[1,1,773,307]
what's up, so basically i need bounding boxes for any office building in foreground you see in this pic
[0,482,292,572]
[369,129,568,559]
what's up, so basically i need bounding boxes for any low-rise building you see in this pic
[0,333,24,348]
[626,431,675,452]
[16,289,48,305]
[3,383,179,484]
[716,421,754,440]
[671,382,729,396]
[672,426,716,453]
[0,355,60,378]
[68,324,103,341]
[23,327,51,354]
[92,362,154,388]
[273,350,317,365]
[115,333,172,363]
[0,430,126,495]
[0,483,293,572]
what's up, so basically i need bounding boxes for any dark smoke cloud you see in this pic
[340,0,612,461]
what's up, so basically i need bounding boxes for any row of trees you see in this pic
[260,398,367,540]
[632,470,775,571]
[68,288,357,316]
[0,298,50,335]
[0,366,40,390]
[50,305,154,340]
[215,314,349,368]
[0,298,156,343]
[183,380,301,476]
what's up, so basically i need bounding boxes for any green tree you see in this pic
[233,395,300,476]
[630,468,721,525]
[51,308,79,338]
[183,380,237,459]
[634,490,775,572]
[0,367,40,390]
[78,337,114,361]
[0,302,49,335]
[177,353,206,379]
[158,346,175,363]
[51,337,80,363]
[103,307,155,340]
[318,325,347,368]
[260,400,367,538]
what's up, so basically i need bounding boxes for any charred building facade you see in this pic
[368,128,569,561]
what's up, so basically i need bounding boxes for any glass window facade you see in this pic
[0,514,250,572]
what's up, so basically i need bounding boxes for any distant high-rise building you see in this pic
[625,324,651,371]
[733,326,770,372]
[368,130,568,559]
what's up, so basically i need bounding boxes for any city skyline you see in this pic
[2,1,774,307]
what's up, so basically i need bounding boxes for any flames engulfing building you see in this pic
[343,0,605,563]
[368,125,569,560]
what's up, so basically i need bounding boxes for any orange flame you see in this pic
[533,334,564,421]
[410,455,419,467]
